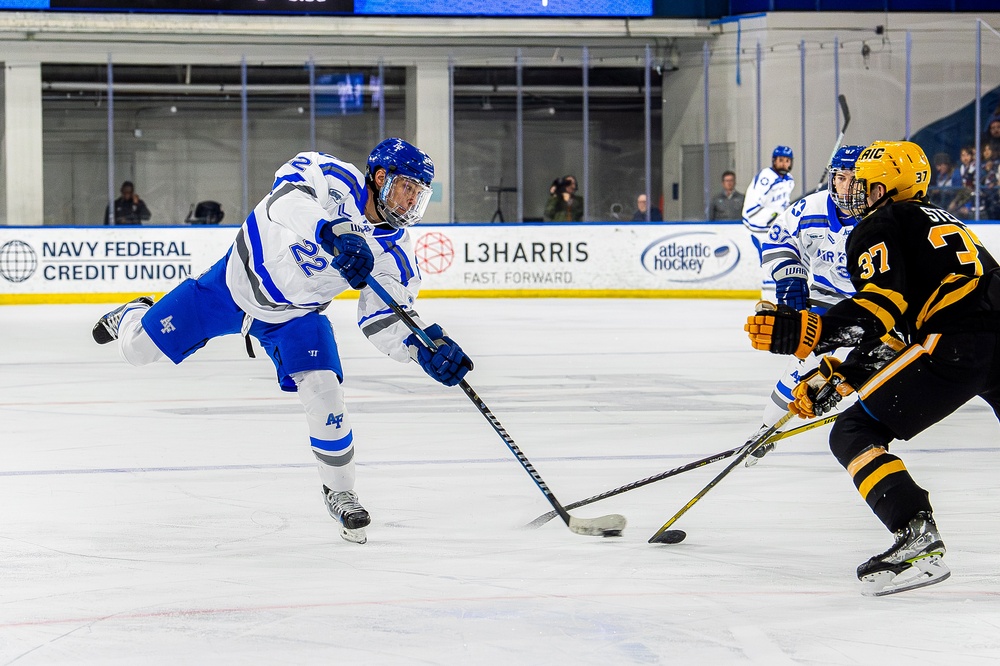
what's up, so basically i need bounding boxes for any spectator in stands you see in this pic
[929,153,961,209]
[983,116,1000,155]
[709,170,744,221]
[982,143,1000,219]
[958,145,977,189]
[949,145,978,219]
[543,175,583,222]
[983,144,1000,188]
[104,181,151,226]
[632,193,663,221]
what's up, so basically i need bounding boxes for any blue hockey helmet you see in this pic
[829,144,867,212]
[831,144,865,172]
[366,138,435,228]
[772,145,794,160]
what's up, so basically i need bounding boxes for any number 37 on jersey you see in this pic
[857,207,985,281]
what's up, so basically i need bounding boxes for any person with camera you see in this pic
[104,181,152,226]
[543,175,583,222]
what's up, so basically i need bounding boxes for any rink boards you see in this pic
[3,221,1000,304]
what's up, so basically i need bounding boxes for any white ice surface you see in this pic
[1,299,999,665]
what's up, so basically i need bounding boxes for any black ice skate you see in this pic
[857,511,950,597]
[323,486,370,544]
[92,296,154,344]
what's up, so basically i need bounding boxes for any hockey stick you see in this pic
[647,410,797,544]
[365,278,626,538]
[524,413,836,530]
[813,94,851,192]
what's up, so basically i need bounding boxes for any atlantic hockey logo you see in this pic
[640,232,740,282]
[0,240,38,283]
[414,232,455,274]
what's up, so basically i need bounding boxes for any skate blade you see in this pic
[745,442,775,467]
[340,526,367,544]
[860,553,950,597]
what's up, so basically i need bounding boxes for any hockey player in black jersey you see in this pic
[746,140,1000,596]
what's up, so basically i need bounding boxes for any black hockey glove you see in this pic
[319,223,374,290]
[406,324,474,387]
[745,301,822,359]
[789,356,854,419]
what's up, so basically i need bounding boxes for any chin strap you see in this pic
[365,176,388,225]
[859,187,898,219]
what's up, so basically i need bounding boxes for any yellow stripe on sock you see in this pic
[847,446,888,477]
[858,459,907,500]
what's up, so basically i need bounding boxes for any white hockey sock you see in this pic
[293,370,356,493]
[762,356,815,427]
[762,395,791,429]
[118,307,166,367]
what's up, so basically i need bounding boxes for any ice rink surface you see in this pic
[2,298,999,665]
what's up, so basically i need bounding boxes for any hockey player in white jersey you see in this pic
[745,145,866,463]
[743,146,796,296]
[92,138,473,544]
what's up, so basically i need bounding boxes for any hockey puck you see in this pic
[601,529,623,538]
[652,529,687,544]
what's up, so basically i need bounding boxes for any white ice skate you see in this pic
[857,511,950,597]
[744,424,775,467]
[323,487,370,544]
[92,296,154,345]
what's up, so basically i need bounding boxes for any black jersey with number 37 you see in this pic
[817,200,1000,354]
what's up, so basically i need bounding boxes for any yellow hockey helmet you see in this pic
[846,141,930,218]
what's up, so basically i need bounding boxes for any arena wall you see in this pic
[4,220,1000,303]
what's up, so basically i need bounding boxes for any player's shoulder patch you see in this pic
[790,198,807,217]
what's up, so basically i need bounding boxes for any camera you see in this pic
[551,177,574,196]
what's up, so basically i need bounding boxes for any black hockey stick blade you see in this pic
[838,94,851,133]
[656,530,686,544]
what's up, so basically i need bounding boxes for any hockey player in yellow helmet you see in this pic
[846,140,931,219]
[746,138,1000,596]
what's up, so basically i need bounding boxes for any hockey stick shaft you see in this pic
[525,413,836,529]
[365,278,624,536]
[647,411,797,543]
[814,94,852,192]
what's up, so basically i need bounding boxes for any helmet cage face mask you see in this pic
[846,177,872,219]
[377,172,432,229]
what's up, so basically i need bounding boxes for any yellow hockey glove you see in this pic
[789,356,854,419]
[745,300,822,359]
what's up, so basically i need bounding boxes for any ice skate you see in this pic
[744,424,776,467]
[323,486,370,544]
[857,511,950,597]
[92,296,154,345]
